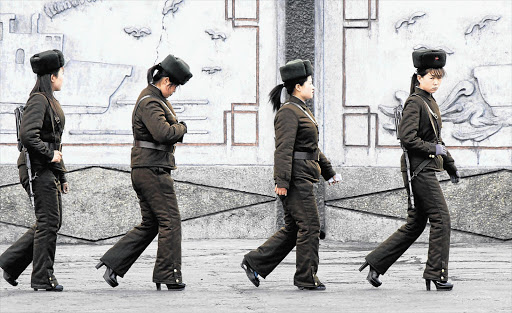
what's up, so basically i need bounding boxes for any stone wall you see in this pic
[0,0,510,244]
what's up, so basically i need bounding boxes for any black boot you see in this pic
[425,279,453,291]
[241,258,260,287]
[3,271,18,286]
[298,283,326,291]
[34,284,63,292]
[96,261,119,288]
[359,261,382,287]
[156,283,186,291]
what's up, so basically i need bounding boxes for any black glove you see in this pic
[435,144,447,156]
[179,121,187,133]
[450,171,461,184]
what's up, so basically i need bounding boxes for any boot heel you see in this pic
[359,261,369,272]
[156,283,161,291]
[425,279,431,291]
[95,261,105,270]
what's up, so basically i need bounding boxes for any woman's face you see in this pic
[295,76,315,100]
[51,67,64,91]
[418,71,442,94]
[159,77,177,98]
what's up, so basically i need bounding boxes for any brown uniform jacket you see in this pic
[131,84,187,170]
[17,93,67,183]
[398,86,457,175]
[274,96,336,189]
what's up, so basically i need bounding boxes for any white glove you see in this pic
[327,173,342,185]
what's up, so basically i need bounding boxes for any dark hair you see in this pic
[409,67,446,94]
[30,67,61,101]
[268,77,308,112]
[147,64,178,85]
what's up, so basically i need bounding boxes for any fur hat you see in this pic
[412,49,446,69]
[30,49,65,75]
[280,59,313,82]
[160,54,193,85]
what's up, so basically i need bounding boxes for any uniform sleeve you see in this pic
[318,150,336,181]
[58,159,67,183]
[20,94,54,162]
[398,99,437,156]
[141,100,187,145]
[273,108,298,189]
[440,139,457,175]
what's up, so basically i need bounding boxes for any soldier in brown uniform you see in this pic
[96,54,192,291]
[0,50,68,291]
[241,59,341,290]
[359,50,461,291]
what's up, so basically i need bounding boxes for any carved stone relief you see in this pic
[394,12,425,31]
[413,44,454,55]
[123,27,151,39]
[378,64,512,143]
[465,15,501,35]
[205,29,227,41]
[163,0,185,15]
[44,0,99,19]
[202,66,222,74]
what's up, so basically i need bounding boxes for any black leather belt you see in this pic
[293,151,319,161]
[134,140,173,152]
[43,142,61,151]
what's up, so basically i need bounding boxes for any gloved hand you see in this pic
[435,144,447,156]
[179,121,187,133]
[450,171,461,184]
[327,173,342,185]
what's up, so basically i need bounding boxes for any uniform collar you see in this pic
[288,95,308,109]
[148,83,166,100]
[415,86,434,101]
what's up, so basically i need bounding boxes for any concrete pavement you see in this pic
[0,239,511,313]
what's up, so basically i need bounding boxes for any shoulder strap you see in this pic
[133,95,176,120]
[32,92,57,144]
[411,94,439,141]
[286,102,318,127]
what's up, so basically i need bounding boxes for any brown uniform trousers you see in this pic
[100,167,182,284]
[0,93,66,289]
[99,84,186,284]
[365,170,451,281]
[365,87,456,282]
[244,96,335,288]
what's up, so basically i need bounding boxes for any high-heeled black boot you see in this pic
[33,284,63,292]
[3,271,18,286]
[425,279,453,291]
[96,261,119,288]
[359,261,382,287]
[298,283,326,291]
[241,258,260,287]
[156,283,186,291]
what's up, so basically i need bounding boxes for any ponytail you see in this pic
[147,65,160,84]
[409,73,418,95]
[268,84,285,112]
[147,64,176,85]
[268,76,308,112]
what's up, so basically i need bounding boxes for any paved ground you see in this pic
[0,239,510,313]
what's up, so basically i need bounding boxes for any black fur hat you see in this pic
[412,49,446,69]
[160,54,193,85]
[30,49,65,75]
[280,59,313,83]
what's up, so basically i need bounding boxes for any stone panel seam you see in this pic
[40,165,276,198]
[0,220,124,243]
[325,204,509,242]
[182,199,276,222]
[324,168,510,203]
[0,199,277,242]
